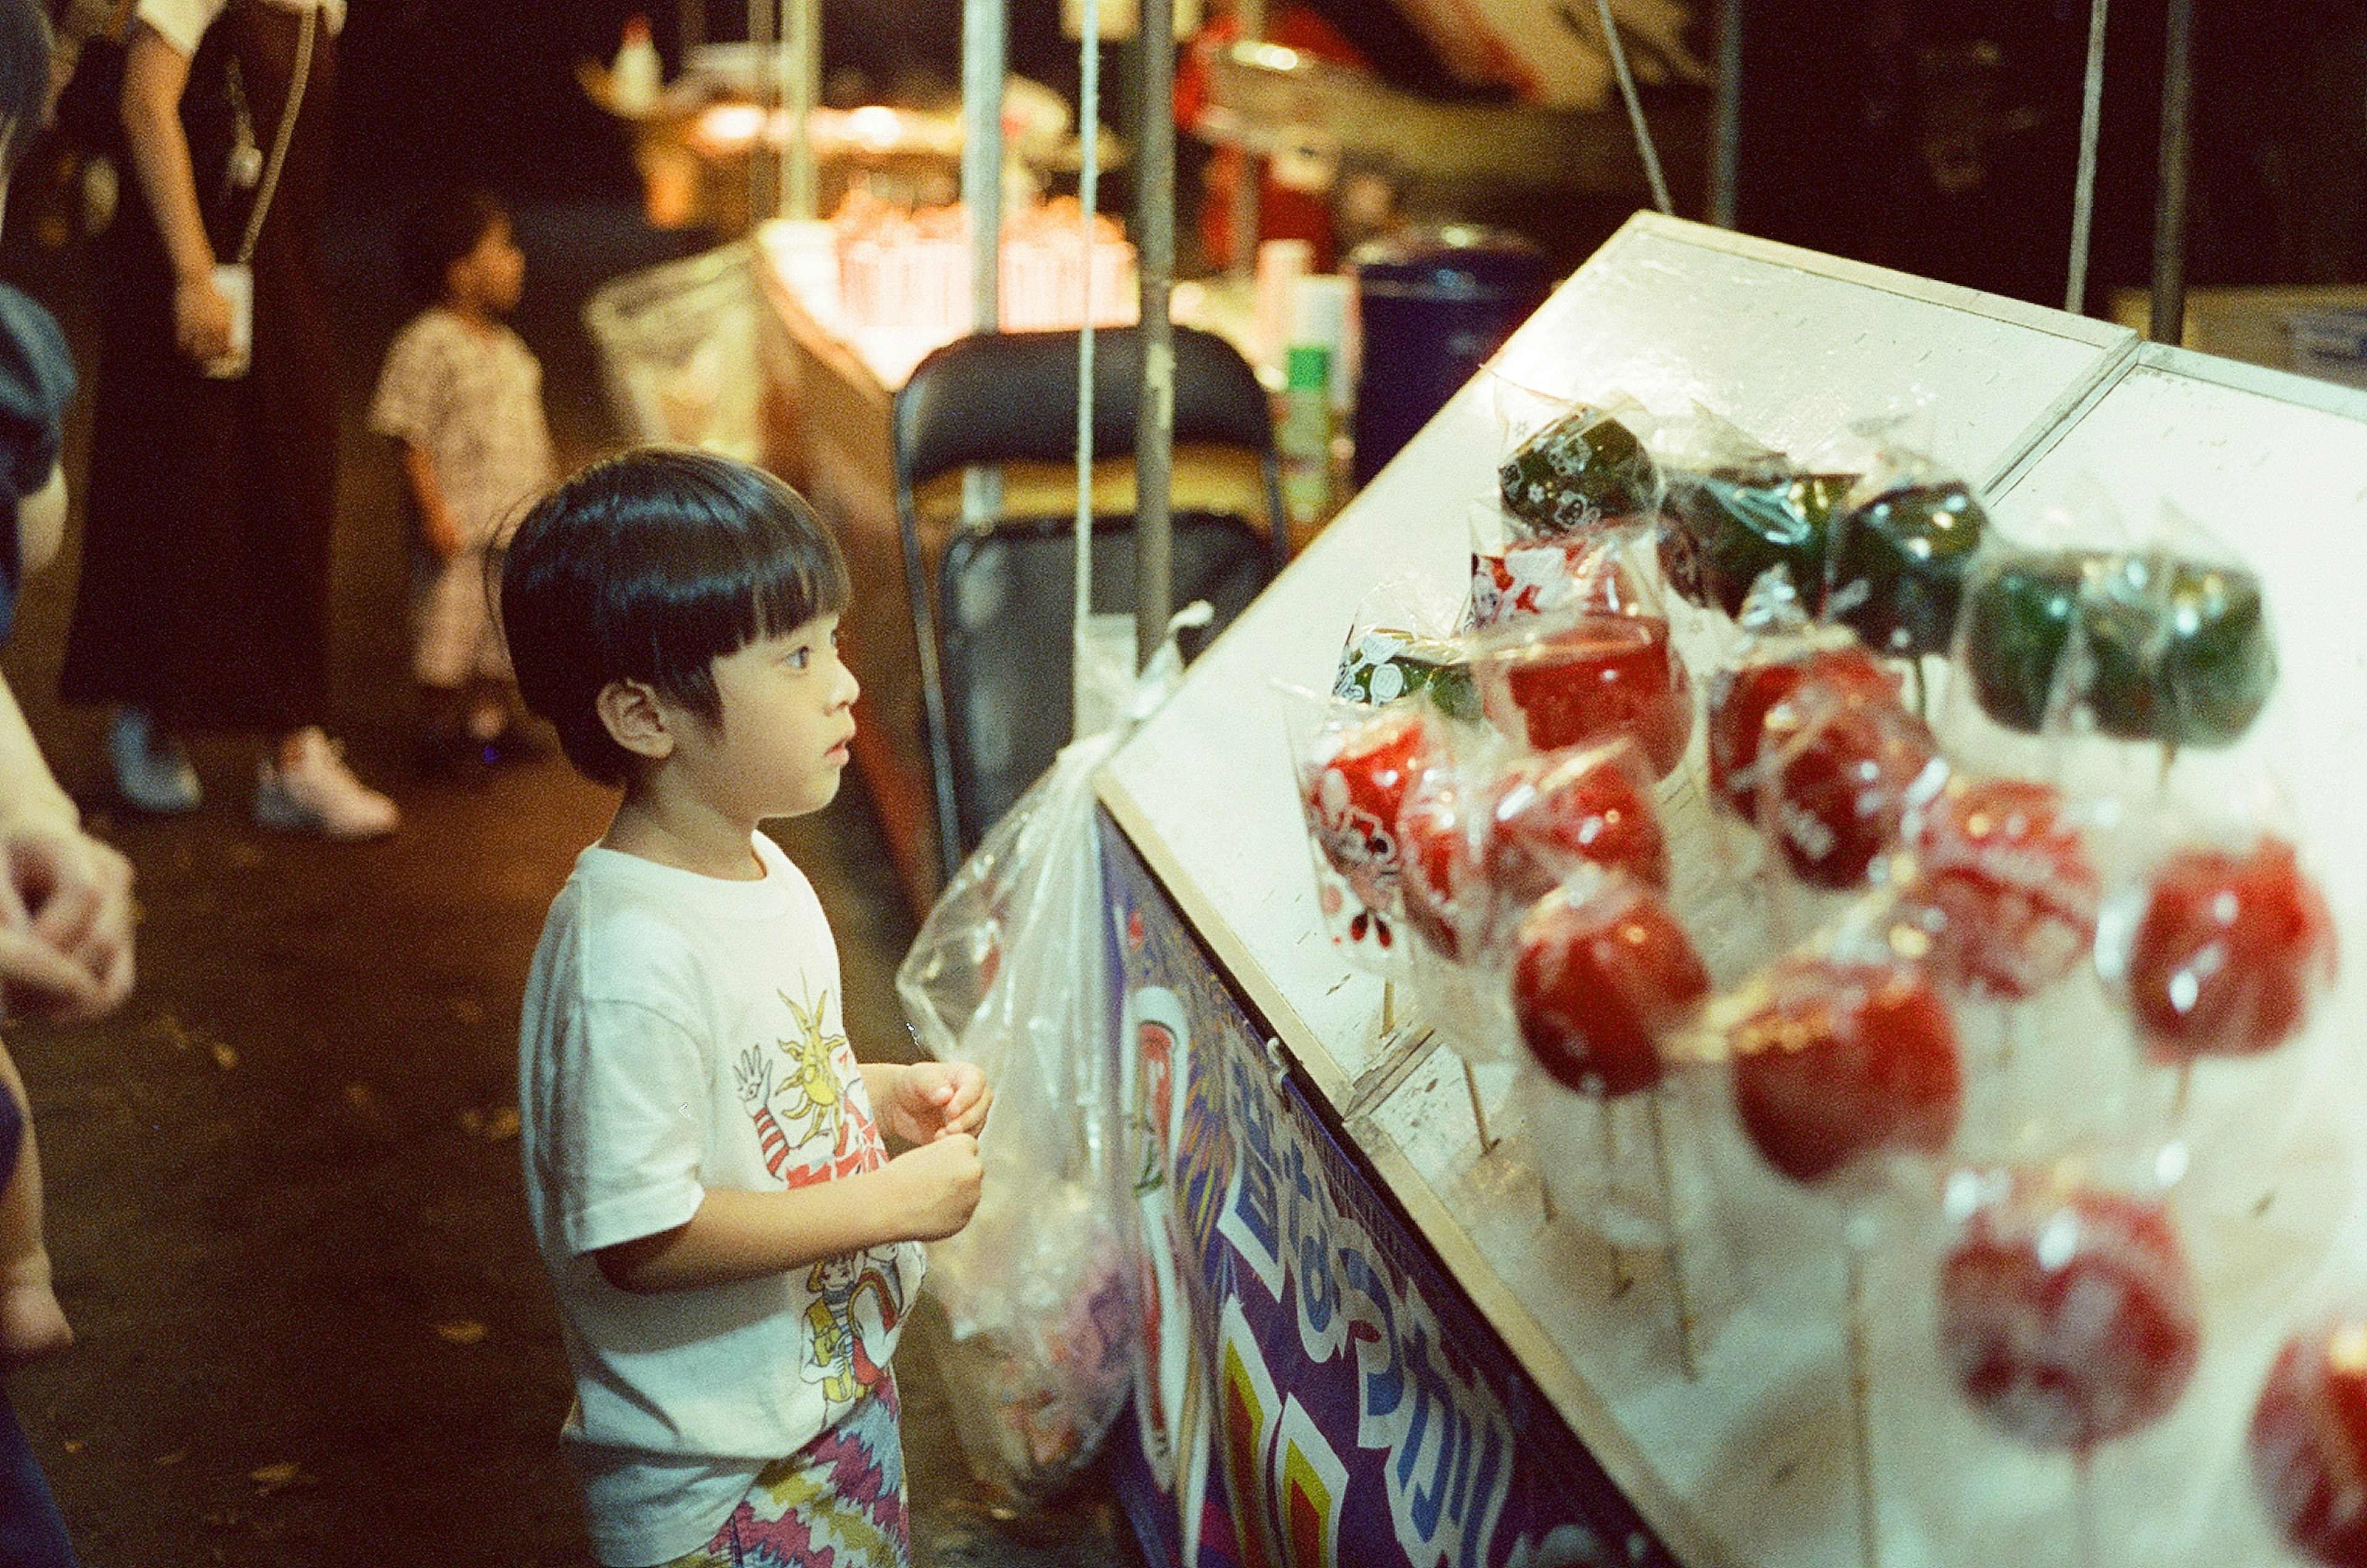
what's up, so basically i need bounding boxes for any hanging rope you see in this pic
[1594,0,1673,216]
[1071,0,1102,737]
[2064,0,2109,312]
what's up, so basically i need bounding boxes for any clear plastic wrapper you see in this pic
[1955,529,2278,758]
[1283,688,1456,966]
[1333,570,1484,719]
[1464,499,1652,633]
[1471,533,1696,778]
[1932,1162,2202,1456]
[1722,945,1965,1192]
[1820,417,1993,660]
[1895,774,2103,1003]
[1739,642,1947,894]
[1705,578,1900,819]
[2095,825,2338,1072]
[1652,405,1858,621]
[2247,1305,2367,1566]
[1504,862,1707,1101]
[1490,382,1664,542]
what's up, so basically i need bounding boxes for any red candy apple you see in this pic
[1396,762,1485,960]
[1302,704,1441,912]
[1762,689,1944,891]
[1707,642,1899,820]
[1728,956,1962,1185]
[1937,1175,2201,1452]
[1483,741,1670,905]
[2250,1313,2367,1567]
[2122,836,2338,1062]
[1471,539,1643,629]
[1479,614,1695,777]
[1904,777,2100,1000]
[1511,875,1709,1098]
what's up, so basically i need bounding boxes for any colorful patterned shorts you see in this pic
[665,1380,910,1568]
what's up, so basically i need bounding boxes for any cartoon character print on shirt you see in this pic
[733,987,904,1407]
[803,1251,904,1403]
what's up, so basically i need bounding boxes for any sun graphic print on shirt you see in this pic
[732,988,888,1191]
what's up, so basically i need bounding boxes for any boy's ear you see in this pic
[595,679,676,762]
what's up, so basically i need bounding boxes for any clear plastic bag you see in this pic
[582,241,764,460]
[895,619,1208,1500]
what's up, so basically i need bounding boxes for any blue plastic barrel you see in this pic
[1349,226,1553,486]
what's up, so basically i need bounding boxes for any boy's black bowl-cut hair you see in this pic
[497,448,851,787]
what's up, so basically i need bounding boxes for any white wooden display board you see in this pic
[1098,213,2367,1567]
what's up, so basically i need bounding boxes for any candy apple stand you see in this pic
[1088,210,2367,1568]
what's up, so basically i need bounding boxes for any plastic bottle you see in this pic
[1277,343,1335,541]
[611,15,661,118]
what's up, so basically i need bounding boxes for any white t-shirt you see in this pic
[370,308,554,550]
[136,0,345,57]
[519,833,925,1567]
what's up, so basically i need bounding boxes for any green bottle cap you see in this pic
[1284,344,1331,391]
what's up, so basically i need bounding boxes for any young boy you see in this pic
[371,186,554,770]
[503,449,988,1567]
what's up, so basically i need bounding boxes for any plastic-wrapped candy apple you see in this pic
[1727,953,1963,1186]
[1333,626,1483,721]
[1958,549,2276,749]
[1470,532,1648,632]
[1299,701,1445,917]
[1498,401,1659,541]
[1484,739,1669,902]
[1936,1169,2201,1453]
[1661,469,1857,621]
[1707,639,1898,821]
[1757,680,1946,892]
[1396,756,1487,962]
[1828,466,1990,659]
[1510,869,1708,1100]
[1476,611,1695,778]
[2114,835,2337,1064]
[2250,1312,2367,1567]
[1901,777,2101,1000]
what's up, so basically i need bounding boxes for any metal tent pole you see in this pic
[781,0,820,219]
[1709,0,1739,228]
[963,0,1006,333]
[1135,0,1175,669]
[747,0,775,223]
[2149,0,2195,343]
[1227,0,1265,276]
[2064,0,2108,312]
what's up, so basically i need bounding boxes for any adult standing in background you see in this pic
[59,0,400,838]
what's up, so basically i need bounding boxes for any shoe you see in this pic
[108,709,202,814]
[254,727,401,839]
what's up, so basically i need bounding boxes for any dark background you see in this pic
[317,0,2365,308]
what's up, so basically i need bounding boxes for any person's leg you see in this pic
[0,1043,67,1362]
[722,1382,910,1567]
[0,1387,78,1567]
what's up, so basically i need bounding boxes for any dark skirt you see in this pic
[60,1,338,733]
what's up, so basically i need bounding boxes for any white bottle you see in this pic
[610,15,661,118]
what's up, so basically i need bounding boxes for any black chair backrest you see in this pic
[893,325,1275,494]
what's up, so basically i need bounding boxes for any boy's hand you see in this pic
[0,815,134,1023]
[883,1133,982,1242]
[880,1061,991,1146]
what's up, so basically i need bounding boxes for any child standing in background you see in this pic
[502,450,987,1567]
[370,186,554,770]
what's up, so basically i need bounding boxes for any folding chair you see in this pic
[893,325,1286,880]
